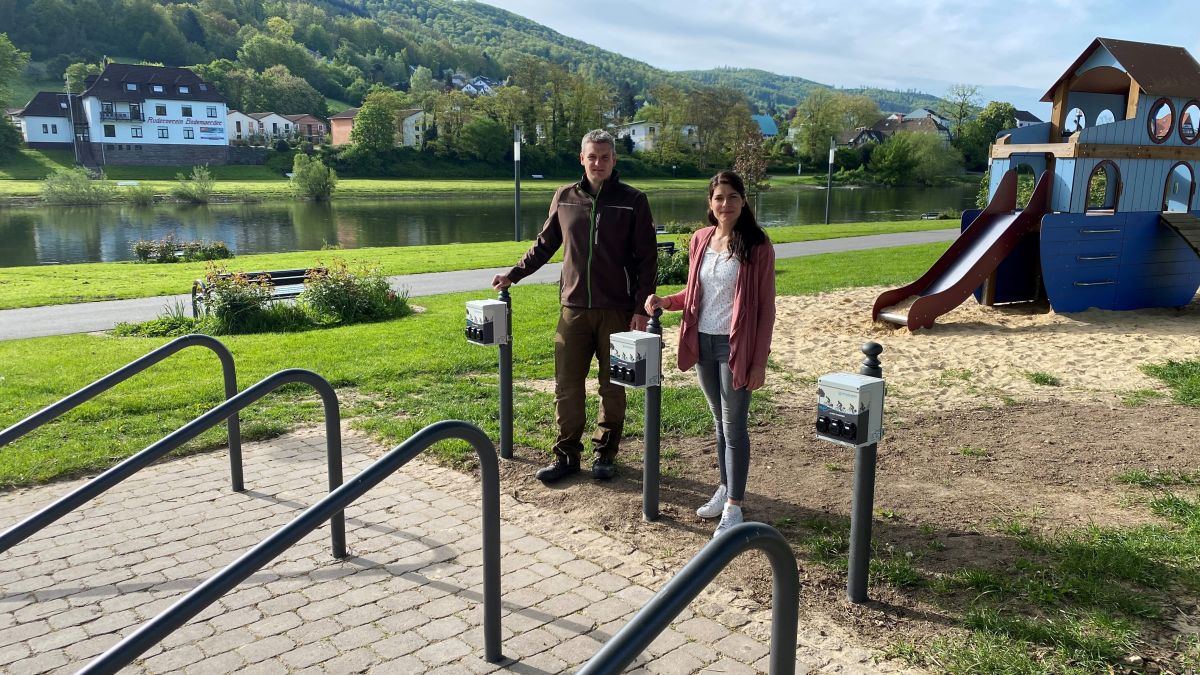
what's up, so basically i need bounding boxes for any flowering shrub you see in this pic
[303,261,410,324]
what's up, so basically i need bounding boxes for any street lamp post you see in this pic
[513,125,522,242]
[824,136,834,225]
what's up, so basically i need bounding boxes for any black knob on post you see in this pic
[860,342,883,378]
[647,308,662,335]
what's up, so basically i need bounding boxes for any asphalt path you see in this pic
[0,228,957,341]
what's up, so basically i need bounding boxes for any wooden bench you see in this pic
[655,241,676,256]
[191,268,324,317]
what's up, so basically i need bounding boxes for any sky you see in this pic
[478,0,1200,117]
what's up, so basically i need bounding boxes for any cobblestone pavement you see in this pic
[0,428,924,674]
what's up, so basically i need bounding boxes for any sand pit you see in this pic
[656,286,1200,411]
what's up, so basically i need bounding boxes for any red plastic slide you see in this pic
[872,169,1050,330]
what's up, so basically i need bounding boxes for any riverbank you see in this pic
[0,220,955,309]
[0,176,720,205]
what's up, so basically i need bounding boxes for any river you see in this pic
[0,184,977,267]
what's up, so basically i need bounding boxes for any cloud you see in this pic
[480,0,1200,106]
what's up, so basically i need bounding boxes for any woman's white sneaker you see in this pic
[713,504,743,538]
[696,485,728,519]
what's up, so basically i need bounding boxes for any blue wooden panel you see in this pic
[1052,159,1075,212]
[1114,272,1200,309]
[1075,46,1120,74]
[1004,123,1050,144]
[1041,212,1124,238]
[1045,251,1122,268]
[988,161,1009,199]
[1045,277,1118,312]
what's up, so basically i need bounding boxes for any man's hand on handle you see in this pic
[492,274,512,290]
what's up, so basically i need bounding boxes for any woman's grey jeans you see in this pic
[696,332,751,501]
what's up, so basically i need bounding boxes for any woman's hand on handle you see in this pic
[644,294,662,315]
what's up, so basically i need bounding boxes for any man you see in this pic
[492,129,658,482]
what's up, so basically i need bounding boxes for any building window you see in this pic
[126,83,137,91]
[41,124,48,134]
[179,85,189,94]
[132,126,143,138]
[184,128,195,139]
[182,105,193,117]
[155,104,166,116]
[103,124,115,138]
[152,85,163,93]
[51,124,58,134]
[158,127,169,139]
[101,101,113,116]
[199,84,208,92]
[207,106,217,118]
[235,121,242,133]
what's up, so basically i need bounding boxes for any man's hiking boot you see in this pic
[535,456,580,483]
[591,456,617,480]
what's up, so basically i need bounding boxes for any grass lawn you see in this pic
[0,219,955,310]
[2,239,1197,674]
[0,241,949,487]
[0,149,76,180]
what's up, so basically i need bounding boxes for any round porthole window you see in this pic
[1148,98,1175,144]
[1179,100,1200,144]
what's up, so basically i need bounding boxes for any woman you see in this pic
[645,170,776,537]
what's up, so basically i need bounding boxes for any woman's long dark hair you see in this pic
[706,170,767,264]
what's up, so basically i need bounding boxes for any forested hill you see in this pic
[1,0,942,113]
[679,67,944,113]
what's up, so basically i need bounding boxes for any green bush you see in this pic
[40,167,117,205]
[124,183,157,205]
[171,165,215,203]
[131,237,232,263]
[197,270,309,334]
[656,237,690,285]
[661,221,701,234]
[290,153,338,201]
[303,261,411,324]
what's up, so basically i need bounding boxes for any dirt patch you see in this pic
[499,287,1200,670]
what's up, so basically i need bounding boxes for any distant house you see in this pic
[1013,110,1044,128]
[751,114,778,137]
[612,120,699,152]
[16,63,229,166]
[330,107,358,146]
[14,92,73,147]
[330,107,423,147]
[836,127,885,148]
[248,112,293,140]
[285,113,327,143]
[871,115,952,144]
[905,107,950,128]
[227,110,256,142]
[397,109,425,147]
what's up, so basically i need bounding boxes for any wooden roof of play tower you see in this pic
[1041,37,1200,102]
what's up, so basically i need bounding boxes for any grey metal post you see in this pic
[643,309,663,521]
[824,136,834,225]
[847,341,883,603]
[513,125,522,242]
[498,287,513,459]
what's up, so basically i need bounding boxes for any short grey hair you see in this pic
[580,129,616,153]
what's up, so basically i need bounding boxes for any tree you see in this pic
[791,88,840,162]
[457,117,508,163]
[0,116,21,161]
[939,84,981,137]
[907,133,963,185]
[64,61,104,94]
[350,99,396,151]
[869,133,917,187]
[956,101,1017,170]
[733,128,768,194]
[265,16,294,40]
[0,33,30,106]
[290,153,337,201]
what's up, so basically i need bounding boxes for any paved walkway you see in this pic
[0,428,924,674]
[0,230,957,341]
